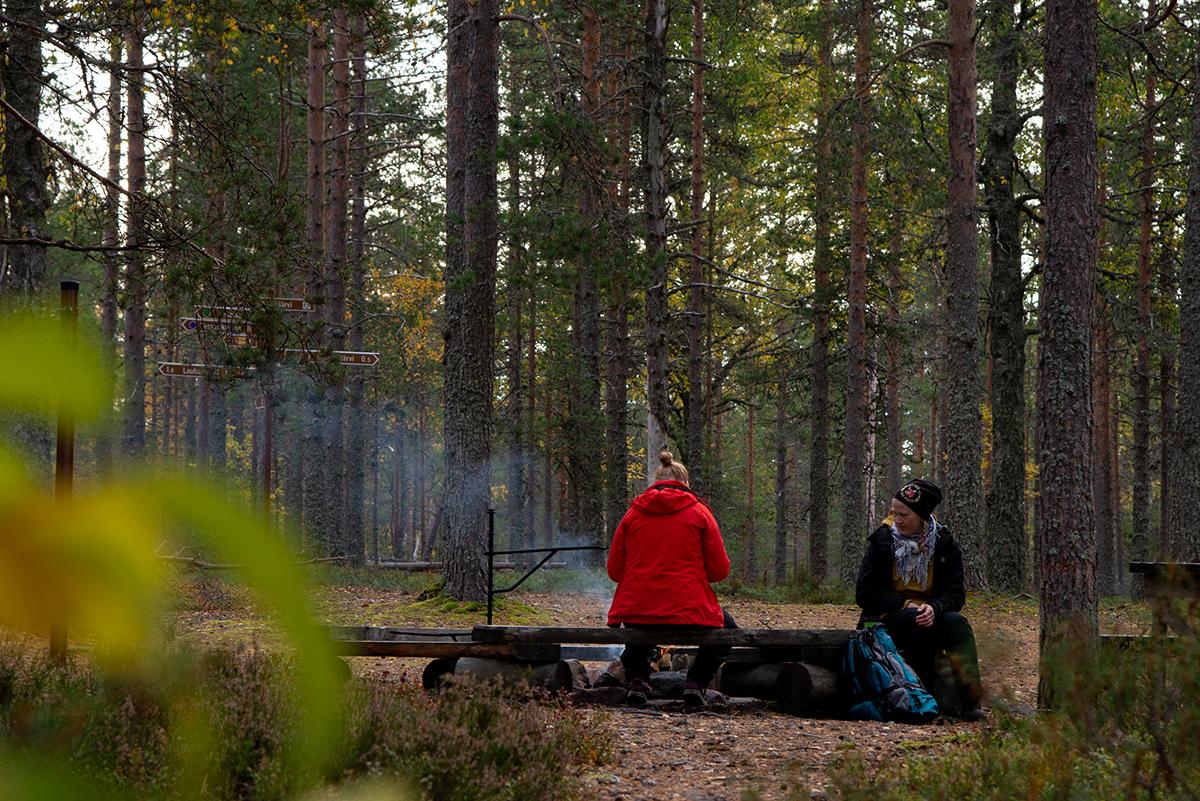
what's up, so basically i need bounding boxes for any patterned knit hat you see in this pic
[894,479,942,520]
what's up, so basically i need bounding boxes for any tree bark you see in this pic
[809,0,833,581]
[1159,240,1176,558]
[122,11,148,457]
[775,380,789,585]
[841,0,872,584]
[1167,70,1200,562]
[982,0,1026,593]
[1038,0,1098,704]
[505,148,526,555]
[302,13,327,550]
[745,404,757,582]
[443,0,499,601]
[885,206,903,495]
[344,14,368,565]
[944,0,983,585]
[0,0,48,301]
[643,0,671,475]
[318,8,352,557]
[685,0,708,496]
[97,36,123,475]
[1132,0,1157,591]
[569,4,604,550]
[604,36,633,534]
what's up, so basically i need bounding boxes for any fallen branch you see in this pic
[162,554,350,570]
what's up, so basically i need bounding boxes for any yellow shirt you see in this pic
[882,513,934,604]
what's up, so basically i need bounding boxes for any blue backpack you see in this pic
[842,626,939,723]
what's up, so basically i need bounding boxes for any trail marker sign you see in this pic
[280,348,380,367]
[157,362,251,379]
[179,317,255,334]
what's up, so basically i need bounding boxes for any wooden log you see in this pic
[422,657,458,689]
[453,657,573,690]
[329,625,474,641]
[333,640,560,661]
[717,661,840,715]
[472,625,854,648]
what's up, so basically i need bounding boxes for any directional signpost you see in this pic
[280,348,380,367]
[157,362,251,379]
[179,317,256,334]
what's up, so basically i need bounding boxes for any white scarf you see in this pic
[891,516,939,589]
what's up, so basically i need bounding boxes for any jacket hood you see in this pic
[631,481,700,515]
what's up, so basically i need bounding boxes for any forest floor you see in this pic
[174,571,1153,801]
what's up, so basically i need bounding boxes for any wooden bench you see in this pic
[331,624,853,714]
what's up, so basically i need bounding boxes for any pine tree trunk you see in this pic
[321,8,352,558]
[122,13,148,457]
[569,4,604,550]
[443,0,499,601]
[1167,74,1200,562]
[885,208,903,495]
[982,0,1026,592]
[1094,290,1115,593]
[98,36,122,475]
[505,147,526,554]
[0,0,48,301]
[343,14,368,565]
[841,0,873,583]
[1132,1,1156,590]
[944,0,983,585]
[1038,0,1098,704]
[604,40,633,534]
[745,405,757,582]
[774,385,789,585]
[685,0,708,496]
[302,13,327,551]
[808,0,833,582]
[1159,242,1176,558]
[643,0,671,473]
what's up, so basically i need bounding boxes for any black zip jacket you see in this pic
[854,524,966,621]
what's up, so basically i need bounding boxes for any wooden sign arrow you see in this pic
[280,348,380,367]
[157,362,251,379]
[179,317,256,334]
[273,297,313,312]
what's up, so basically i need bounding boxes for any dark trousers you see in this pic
[616,609,738,688]
[883,608,982,704]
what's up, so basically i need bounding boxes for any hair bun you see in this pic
[659,450,674,467]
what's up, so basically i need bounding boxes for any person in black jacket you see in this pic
[855,479,984,720]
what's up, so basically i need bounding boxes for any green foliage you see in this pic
[342,677,611,801]
[822,625,1200,801]
[0,646,610,801]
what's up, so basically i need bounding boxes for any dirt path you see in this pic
[177,578,1146,801]
[320,589,1045,801]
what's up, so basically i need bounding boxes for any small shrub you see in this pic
[0,644,610,801]
[341,676,611,801]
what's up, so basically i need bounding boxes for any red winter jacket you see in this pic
[606,481,731,626]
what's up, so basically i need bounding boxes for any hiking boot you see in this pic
[682,681,707,709]
[626,678,651,707]
[961,704,986,722]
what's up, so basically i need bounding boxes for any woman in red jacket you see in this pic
[607,451,736,707]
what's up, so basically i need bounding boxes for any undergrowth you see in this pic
[0,644,610,801]
[819,604,1200,801]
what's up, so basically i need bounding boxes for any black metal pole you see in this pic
[51,280,79,663]
[486,507,495,625]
